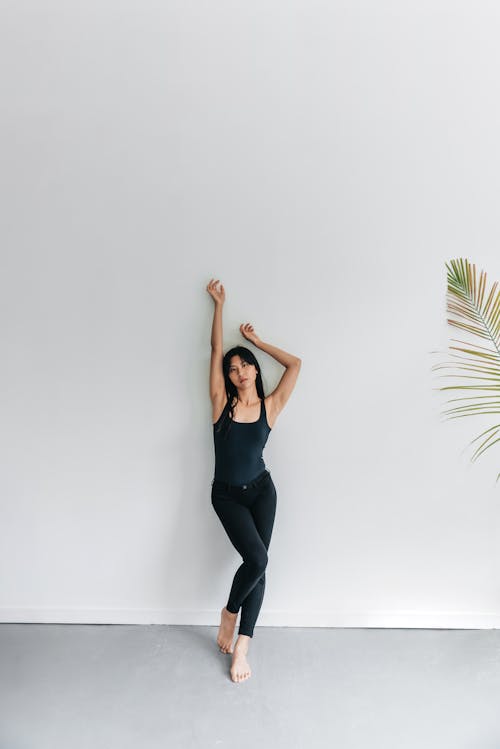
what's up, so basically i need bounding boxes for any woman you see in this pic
[206,278,302,683]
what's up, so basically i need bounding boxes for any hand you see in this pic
[240,323,261,345]
[206,278,225,305]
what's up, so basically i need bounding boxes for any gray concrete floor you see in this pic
[1,624,500,748]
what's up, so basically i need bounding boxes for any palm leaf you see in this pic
[431,258,500,482]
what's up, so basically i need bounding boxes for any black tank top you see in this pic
[213,397,272,485]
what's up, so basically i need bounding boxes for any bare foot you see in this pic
[230,635,252,682]
[217,607,237,654]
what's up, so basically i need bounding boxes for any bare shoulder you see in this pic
[264,394,280,430]
[211,392,229,425]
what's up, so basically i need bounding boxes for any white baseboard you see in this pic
[1,608,500,628]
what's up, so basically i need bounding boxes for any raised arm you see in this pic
[258,340,301,414]
[239,323,301,417]
[206,279,226,401]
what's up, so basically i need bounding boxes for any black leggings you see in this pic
[211,469,277,638]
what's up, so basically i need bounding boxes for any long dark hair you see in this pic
[215,346,265,440]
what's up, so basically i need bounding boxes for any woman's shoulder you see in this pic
[263,394,277,430]
[212,392,229,425]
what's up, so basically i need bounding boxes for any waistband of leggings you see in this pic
[212,469,270,492]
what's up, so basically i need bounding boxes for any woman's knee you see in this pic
[246,548,268,574]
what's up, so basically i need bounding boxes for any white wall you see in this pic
[2,0,500,627]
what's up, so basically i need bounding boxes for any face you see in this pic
[228,355,257,389]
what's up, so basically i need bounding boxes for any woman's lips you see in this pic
[240,379,248,383]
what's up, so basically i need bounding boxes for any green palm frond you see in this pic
[431,258,500,482]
